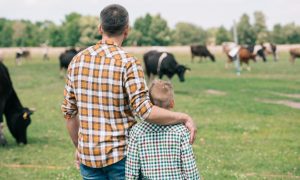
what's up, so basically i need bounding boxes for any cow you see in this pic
[59,48,78,77]
[190,45,215,63]
[143,50,190,83]
[0,61,34,145]
[224,44,256,71]
[289,48,300,64]
[16,49,31,65]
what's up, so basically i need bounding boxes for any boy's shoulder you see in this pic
[130,121,189,137]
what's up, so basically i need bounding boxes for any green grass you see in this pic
[0,52,299,180]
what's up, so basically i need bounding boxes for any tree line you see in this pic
[0,11,300,47]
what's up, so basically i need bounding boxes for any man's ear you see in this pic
[98,24,103,35]
[123,25,129,39]
[170,99,175,109]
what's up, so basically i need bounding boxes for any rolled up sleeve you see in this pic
[61,62,78,120]
[124,58,153,121]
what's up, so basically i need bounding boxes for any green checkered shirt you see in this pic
[125,121,200,180]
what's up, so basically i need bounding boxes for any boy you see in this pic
[126,80,200,179]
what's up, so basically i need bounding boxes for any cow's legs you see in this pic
[290,56,295,64]
[246,62,251,71]
[191,54,194,63]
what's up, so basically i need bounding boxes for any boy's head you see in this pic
[149,80,174,109]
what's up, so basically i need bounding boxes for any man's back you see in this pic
[62,39,153,168]
[126,121,200,179]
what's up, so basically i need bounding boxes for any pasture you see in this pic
[0,49,299,180]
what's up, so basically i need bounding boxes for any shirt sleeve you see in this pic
[125,130,140,180]
[61,60,78,120]
[124,58,153,120]
[181,130,201,180]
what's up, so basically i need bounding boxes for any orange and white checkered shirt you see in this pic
[61,39,153,168]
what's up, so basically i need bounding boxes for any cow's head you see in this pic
[15,107,34,144]
[176,65,190,82]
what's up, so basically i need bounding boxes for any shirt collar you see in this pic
[97,39,119,47]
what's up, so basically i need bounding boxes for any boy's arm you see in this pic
[181,130,201,179]
[125,131,140,180]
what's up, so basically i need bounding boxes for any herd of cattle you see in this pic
[0,43,300,145]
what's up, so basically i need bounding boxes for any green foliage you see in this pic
[253,11,269,43]
[0,12,300,47]
[237,14,256,44]
[172,22,207,45]
[77,16,101,47]
[62,12,82,46]
[0,18,13,47]
[215,26,232,45]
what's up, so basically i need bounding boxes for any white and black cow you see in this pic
[0,61,34,145]
[143,50,190,82]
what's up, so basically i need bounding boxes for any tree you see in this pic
[123,28,142,46]
[0,18,13,47]
[215,26,232,45]
[148,14,171,45]
[77,16,101,47]
[62,12,82,46]
[237,14,256,44]
[282,23,300,44]
[271,24,285,44]
[134,14,152,45]
[253,11,268,43]
[172,22,207,45]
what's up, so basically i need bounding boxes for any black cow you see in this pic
[0,62,34,145]
[191,45,215,62]
[143,50,190,82]
[59,48,78,77]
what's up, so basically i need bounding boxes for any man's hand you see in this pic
[180,113,197,144]
[74,149,80,170]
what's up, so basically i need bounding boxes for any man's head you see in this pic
[149,80,174,110]
[99,4,129,37]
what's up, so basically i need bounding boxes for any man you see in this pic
[61,4,197,179]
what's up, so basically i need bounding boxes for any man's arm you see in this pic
[65,115,79,147]
[124,58,197,144]
[146,106,197,144]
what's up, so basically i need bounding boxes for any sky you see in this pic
[0,0,299,29]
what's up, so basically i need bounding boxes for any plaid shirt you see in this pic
[126,121,200,180]
[61,39,153,168]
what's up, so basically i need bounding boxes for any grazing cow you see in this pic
[224,46,256,71]
[0,61,34,145]
[238,47,256,71]
[59,48,78,77]
[190,45,215,62]
[143,50,190,82]
[16,49,31,65]
[289,48,300,64]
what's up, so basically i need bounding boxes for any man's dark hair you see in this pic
[100,4,129,36]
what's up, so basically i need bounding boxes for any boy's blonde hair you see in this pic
[149,80,174,109]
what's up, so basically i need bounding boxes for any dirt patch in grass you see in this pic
[271,92,300,99]
[205,89,227,96]
[256,98,300,109]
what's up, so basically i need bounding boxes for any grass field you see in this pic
[0,51,299,180]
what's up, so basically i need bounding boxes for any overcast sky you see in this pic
[0,0,299,29]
